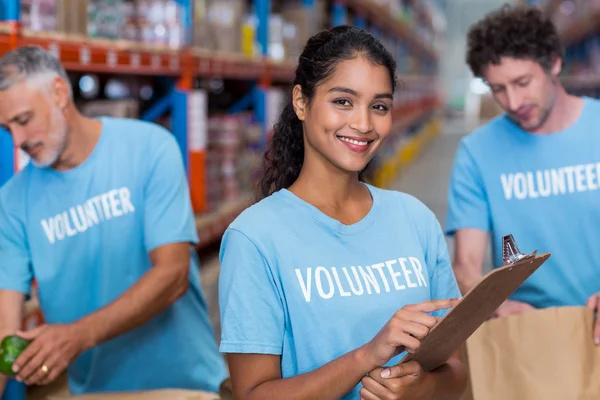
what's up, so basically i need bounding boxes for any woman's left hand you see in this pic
[359,361,435,400]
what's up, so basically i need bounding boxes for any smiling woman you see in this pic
[258,27,396,199]
[218,25,467,400]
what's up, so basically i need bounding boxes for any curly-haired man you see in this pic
[445,5,600,342]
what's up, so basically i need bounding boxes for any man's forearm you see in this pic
[75,264,188,349]
[453,263,482,295]
[430,354,468,400]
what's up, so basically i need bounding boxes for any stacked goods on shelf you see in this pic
[13,0,441,68]
[205,113,262,212]
[21,0,87,36]
[20,0,185,44]
[280,0,327,58]
[548,0,600,40]
[193,0,247,54]
[88,0,135,41]
[135,0,185,48]
[541,0,600,96]
[560,36,600,94]
[397,0,434,46]
[196,112,261,247]
[19,0,202,51]
[17,0,328,62]
[79,99,140,119]
[21,0,56,32]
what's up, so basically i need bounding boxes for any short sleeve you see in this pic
[0,197,33,295]
[445,140,490,236]
[426,215,461,318]
[143,130,198,251]
[218,228,284,355]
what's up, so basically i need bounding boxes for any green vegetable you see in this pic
[0,335,30,377]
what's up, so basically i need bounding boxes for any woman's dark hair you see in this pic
[257,25,397,199]
[466,5,564,78]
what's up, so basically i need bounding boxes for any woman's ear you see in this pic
[292,84,307,121]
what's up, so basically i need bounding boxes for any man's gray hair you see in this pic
[0,45,72,95]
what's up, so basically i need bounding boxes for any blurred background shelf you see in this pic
[521,0,600,95]
[0,26,298,79]
[0,0,444,250]
[345,0,438,60]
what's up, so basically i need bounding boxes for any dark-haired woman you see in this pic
[218,26,467,400]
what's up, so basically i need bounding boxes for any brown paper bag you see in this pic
[463,306,600,400]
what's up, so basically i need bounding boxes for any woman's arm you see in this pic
[226,300,458,400]
[228,347,374,400]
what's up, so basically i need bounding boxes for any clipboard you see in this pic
[400,251,551,372]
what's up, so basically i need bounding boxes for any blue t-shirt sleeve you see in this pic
[218,228,284,355]
[143,130,198,251]
[0,196,32,295]
[445,140,490,236]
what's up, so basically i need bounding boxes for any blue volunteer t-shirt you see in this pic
[446,96,600,309]
[218,184,460,399]
[0,117,228,394]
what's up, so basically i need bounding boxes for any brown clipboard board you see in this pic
[400,251,551,372]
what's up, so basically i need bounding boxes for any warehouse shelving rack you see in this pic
[0,0,442,249]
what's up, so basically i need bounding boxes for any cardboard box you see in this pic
[48,389,220,400]
[205,0,246,53]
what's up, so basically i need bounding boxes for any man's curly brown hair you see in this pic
[466,4,564,78]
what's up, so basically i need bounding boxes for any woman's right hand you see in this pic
[360,299,459,368]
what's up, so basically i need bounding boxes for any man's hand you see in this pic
[492,299,535,319]
[359,361,435,400]
[12,323,89,386]
[586,292,600,345]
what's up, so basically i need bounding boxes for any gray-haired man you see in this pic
[0,45,228,395]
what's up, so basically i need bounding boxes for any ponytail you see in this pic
[257,103,304,199]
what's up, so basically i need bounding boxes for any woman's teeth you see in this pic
[338,137,368,146]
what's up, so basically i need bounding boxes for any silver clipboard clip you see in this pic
[502,234,537,265]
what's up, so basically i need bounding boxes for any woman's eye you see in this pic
[333,99,351,106]
[373,104,389,111]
